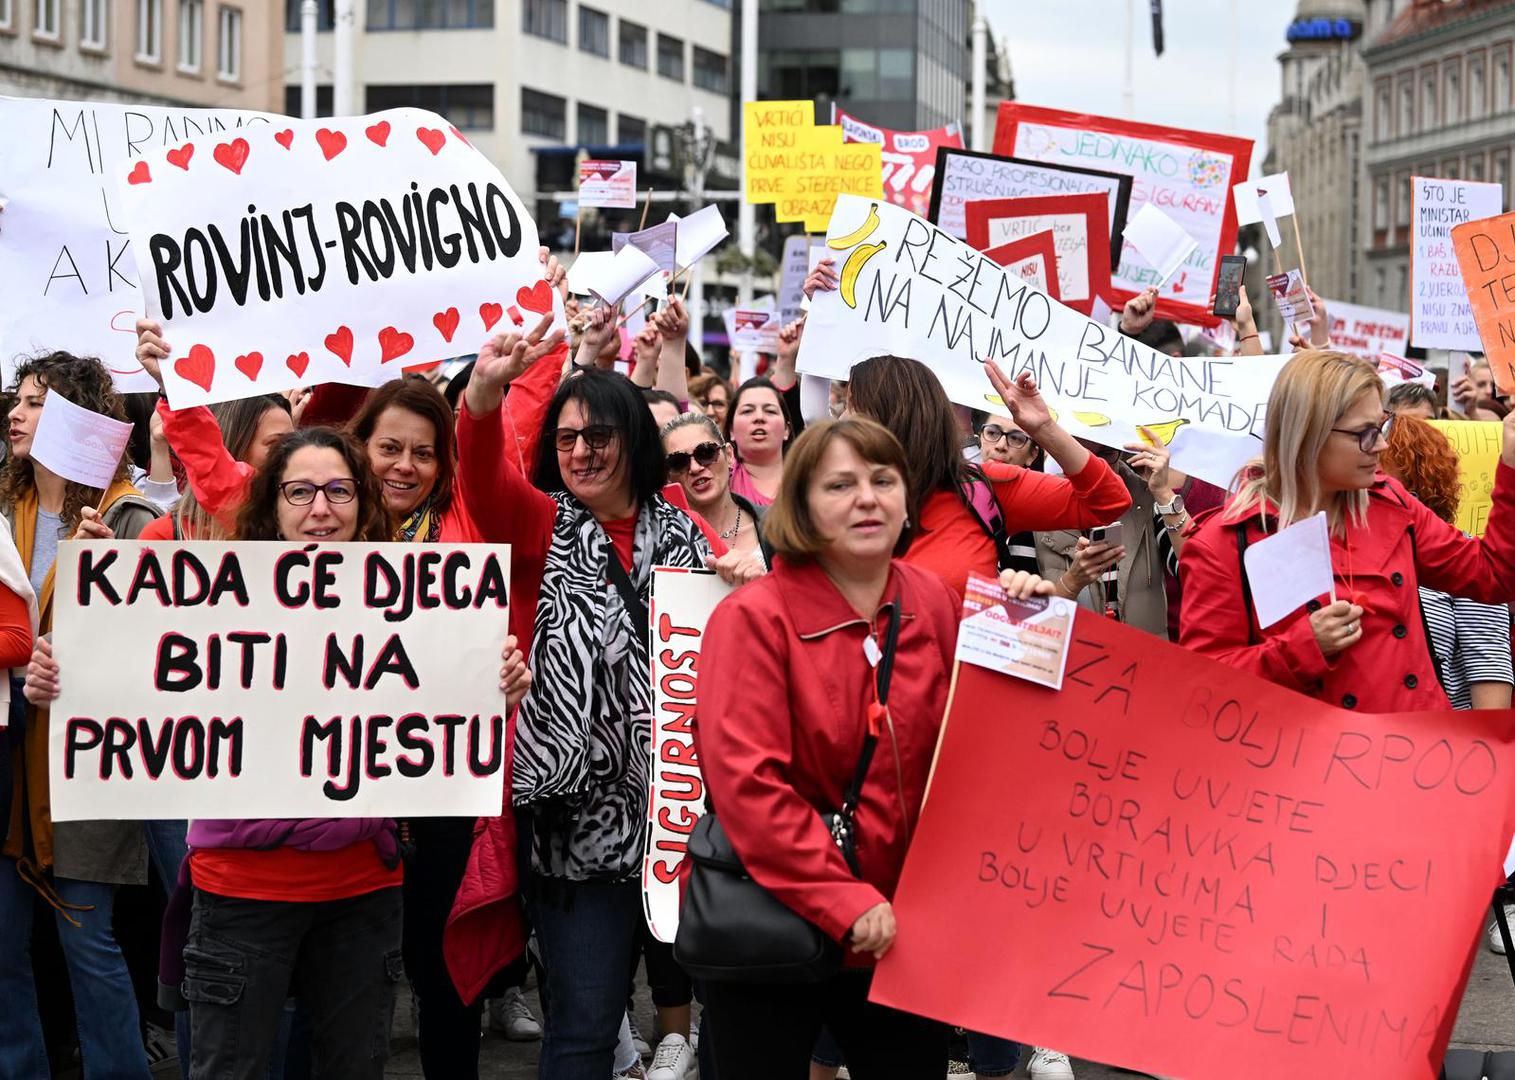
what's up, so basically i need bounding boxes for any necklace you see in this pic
[719,504,743,540]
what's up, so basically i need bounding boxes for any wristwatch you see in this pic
[1155,494,1185,517]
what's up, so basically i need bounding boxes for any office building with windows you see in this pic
[0,0,281,109]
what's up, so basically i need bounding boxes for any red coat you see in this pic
[1178,464,1515,712]
[694,557,959,959]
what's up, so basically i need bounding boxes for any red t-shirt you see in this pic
[190,842,401,902]
[601,514,636,572]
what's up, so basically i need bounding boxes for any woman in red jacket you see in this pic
[1179,349,1515,711]
[695,417,1050,1080]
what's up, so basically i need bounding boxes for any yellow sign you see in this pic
[1428,419,1502,536]
[744,100,883,232]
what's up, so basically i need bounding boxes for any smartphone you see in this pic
[1088,522,1124,546]
[1213,255,1247,318]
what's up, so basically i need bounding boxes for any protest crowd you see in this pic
[3,86,1515,1080]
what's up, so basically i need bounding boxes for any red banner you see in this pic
[965,194,1110,316]
[835,106,963,220]
[871,612,1515,1080]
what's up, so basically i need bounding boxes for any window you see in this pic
[1470,53,1487,119]
[521,0,564,42]
[1497,149,1513,209]
[1498,48,1511,113]
[1420,69,1437,128]
[81,0,106,44]
[577,102,608,145]
[1443,157,1460,180]
[1444,62,1461,125]
[692,46,728,93]
[136,0,161,59]
[764,48,840,100]
[1396,172,1411,232]
[33,0,57,36]
[283,83,333,115]
[618,18,645,66]
[1398,78,1413,134]
[657,33,683,80]
[216,5,240,79]
[1470,152,1487,182]
[367,0,491,30]
[1375,82,1391,140]
[367,83,494,129]
[578,4,606,56]
[178,0,202,71]
[617,113,644,145]
[521,86,565,139]
[1373,175,1389,233]
[0,0,11,29]
[878,47,912,98]
[285,0,332,29]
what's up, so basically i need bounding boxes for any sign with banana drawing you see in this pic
[796,195,1292,489]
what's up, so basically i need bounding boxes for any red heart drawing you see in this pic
[433,308,460,342]
[274,129,294,150]
[507,305,524,327]
[378,326,414,364]
[127,161,151,185]
[516,280,553,315]
[166,143,194,170]
[286,351,311,379]
[213,138,250,175]
[479,303,503,331]
[416,127,446,155]
[175,345,215,392]
[234,351,264,381]
[366,121,391,147]
[316,128,347,161]
[325,325,354,365]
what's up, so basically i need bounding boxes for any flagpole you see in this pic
[1123,0,1135,119]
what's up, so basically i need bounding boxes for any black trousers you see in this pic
[702,969,947,1080]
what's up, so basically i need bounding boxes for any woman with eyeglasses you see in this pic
[976,413,1044,470]
[689,373,731,428]
[1180,349,1515,711]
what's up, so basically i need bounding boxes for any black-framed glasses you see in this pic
[1330,415,1392,453]
[666,441,726,475]
[981,425,1032,448]
[553,425,616,453]
[279,478,358,506]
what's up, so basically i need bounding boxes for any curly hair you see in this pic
[1381,414,1461,526]
[234,427,393,542]
[0,352,132,532]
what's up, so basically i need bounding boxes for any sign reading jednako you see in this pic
[49,540,512,820]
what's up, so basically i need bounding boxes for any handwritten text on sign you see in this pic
[1412,176,1503,352]
[119,107,555,407]
[49,541,513,821]
[871,613,1515,1080]
[835,107,963,220]
[1452,209,1515,394]
[644,568,731,943]
[1428,419,1503,537]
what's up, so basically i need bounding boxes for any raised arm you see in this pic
[651,297,692,403]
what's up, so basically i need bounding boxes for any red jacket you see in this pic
[1178,463,1515,712]
[694,557,959,957]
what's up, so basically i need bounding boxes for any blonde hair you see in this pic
[1228,350,1383,532]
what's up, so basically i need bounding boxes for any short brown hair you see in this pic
[763,418,914,561]
[348,376,457,515]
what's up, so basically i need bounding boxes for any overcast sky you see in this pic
[980,0,1298,178]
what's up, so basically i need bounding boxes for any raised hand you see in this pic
[1119,286,1160,336]
[134,319,169,391]
[983,360,1052,436]
[466,312,565,416]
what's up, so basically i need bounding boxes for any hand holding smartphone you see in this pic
[1213,254,1247,318]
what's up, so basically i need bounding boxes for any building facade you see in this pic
[0,0,282,109]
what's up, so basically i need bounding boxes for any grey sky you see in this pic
[980,1,1299,178]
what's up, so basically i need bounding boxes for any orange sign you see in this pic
[1453,211,1515,393]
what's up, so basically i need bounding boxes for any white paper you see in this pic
[1090,294,1115,327]
[582,245,660,307]
[1242,512,1336,630]
[578,159,637,209]
[1122,203,1199,286]
[1325,300,1410,360]
[1257,187,1284,250]
[30,390,134,489]
[666,204,728,270]
[613,219,678,276]
[1411,176,1504,351]
[779,234,812,326]
[731,309,780,352]
[976,203,1095,305]
[1232,172,1296,225]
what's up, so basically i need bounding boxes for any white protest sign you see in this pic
[1266,268,1315,324]
[780,233,814,325]
[1325,299,1409,359]
[1412,176,1503,350]
[579,159,637,209]
[0,96,280,393]
[1123,203,1199,286]
[731,309,781,352]
[984,234,1059,298]
[118,108,558,408]
[1241,512,1336,629]
[966,195,1105,310]
[583,245,660,306]
[644,567,731,942]
[50,540,512,820]
[667,205,728,270]
[613,220,678,277]
[1232,172,1296,225]
[30,391,133,489]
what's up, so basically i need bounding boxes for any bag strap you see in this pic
[604,544,650,635]
[838,599,902,823]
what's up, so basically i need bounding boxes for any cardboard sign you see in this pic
[579,159,637,209]
[983,232,1061,300]
[1413,176,1503,352]
[743,101,883,233]
[1452,209,1515,393]
[644,568,732,942]
[49,540,513,820]
[1324,299,1409,361]
[0,96,280,393]
[929,147,1132,268]
[1241,512,1335,629]
[118,108,557,408]
[1428,419,1503,537]
[835,106,964,219]
[796,195,1289,489]
[994,103,1254,326]
[30,390,134,489]
[871,611,1515,1080]
[1123,203,1199,287]
[965,194,1111,315]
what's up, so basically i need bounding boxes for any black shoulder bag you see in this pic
[674,601,901,984]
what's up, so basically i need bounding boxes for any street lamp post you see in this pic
[680,107,715,354]
[300,0,317,119]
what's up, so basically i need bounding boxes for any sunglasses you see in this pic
[666,441,726,475]
[554,425,616,453]
[279,478,358,506]
[1330,414,1392,453]
[981,425,1032,448]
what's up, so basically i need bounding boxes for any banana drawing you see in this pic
[829,202,881,250]
[839,241,886,309]
[1072,412,1112,427]
[1138,419,1190,446]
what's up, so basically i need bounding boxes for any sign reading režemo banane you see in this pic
[49,541,512,821]
[118,108,559,408]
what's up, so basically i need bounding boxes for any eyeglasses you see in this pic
[1330,415,1392,453]
[666,441,726,475]
[981,425,1032,448]
[279,478,357,506]
[554,425,616,453]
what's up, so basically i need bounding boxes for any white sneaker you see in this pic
[488,987,542,1041]
[647,1033,695,1080]
[627,1012,651,1058]
[1027,1047,1075,1079]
